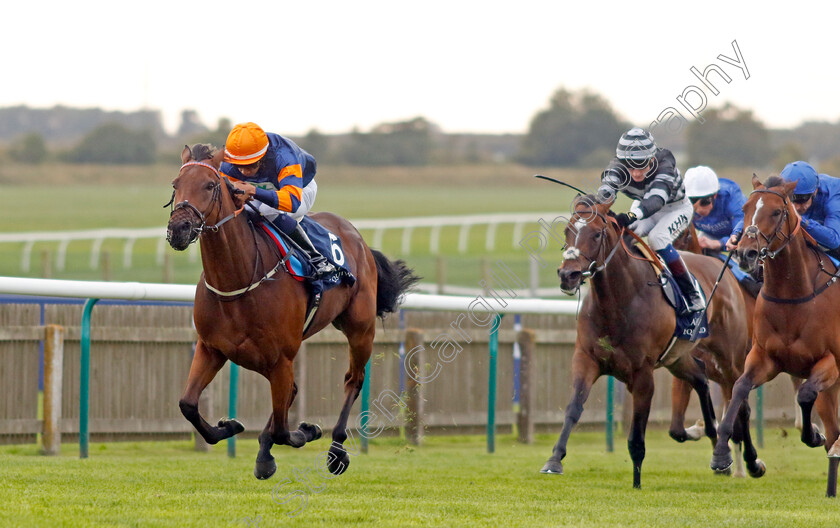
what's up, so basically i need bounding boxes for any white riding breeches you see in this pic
[629,196,693,251]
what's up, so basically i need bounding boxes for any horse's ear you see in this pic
[211,147,225,168]
[751,174,763,190]
[783,180,798,196]
[181,145,193,164]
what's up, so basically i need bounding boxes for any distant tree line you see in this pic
[1,94,838,171]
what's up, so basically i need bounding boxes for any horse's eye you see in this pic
[593,232,602,240]
[771,210,781,217]
[205,182,216,191]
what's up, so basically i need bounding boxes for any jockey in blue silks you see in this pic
[684,166,761,296]
[597,127,705,312]
[779,161,840,261]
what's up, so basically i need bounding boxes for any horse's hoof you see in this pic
[748,459,766,479]
[218,418,245,437]
[711,453,733,475]
[254,457,277,480]
[299,422,322,442]
[328,450,350,475]
[669,430,688,443]
[805,425,826,448]
[539,460,564,475]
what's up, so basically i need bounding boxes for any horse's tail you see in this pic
[371,249,421,318]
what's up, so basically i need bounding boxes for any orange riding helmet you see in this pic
[224,122,269,165]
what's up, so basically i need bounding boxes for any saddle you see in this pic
[258,217,356,334]
[624,232,709,343]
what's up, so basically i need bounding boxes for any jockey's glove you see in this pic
[614,212,637,228]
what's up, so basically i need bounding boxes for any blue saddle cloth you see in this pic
[260,216,356,296]
[658,271,710,342]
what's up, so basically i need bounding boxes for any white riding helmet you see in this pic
[684,166,720,198]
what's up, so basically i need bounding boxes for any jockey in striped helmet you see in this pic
[597,127,705,312]
[221,122,336,279]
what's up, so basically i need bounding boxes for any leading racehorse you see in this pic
[166,144,418,479]
[540,196,762,488]
[711,175,840,496]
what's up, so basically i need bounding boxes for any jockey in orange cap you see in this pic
[221,122,335,278]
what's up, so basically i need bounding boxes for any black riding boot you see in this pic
[289,223,336,279]
[667,255,706,312]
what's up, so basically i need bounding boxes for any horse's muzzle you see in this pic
[736,247,760,272]
[167,210,199,251]
[558,266,582,295]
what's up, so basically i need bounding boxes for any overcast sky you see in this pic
[5,2,837,136]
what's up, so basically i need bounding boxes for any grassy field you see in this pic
[0,163,629,290]
[1,431,838,527]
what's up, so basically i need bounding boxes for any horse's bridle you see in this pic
[164,161,245,245]
[563,210,623,280]
[742,188,800,261]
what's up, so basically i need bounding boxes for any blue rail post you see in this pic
[80,298,99,459]
[606,376,614,453]
[227,363,239,458]
[360,359,372,454]
[487,314,503,454]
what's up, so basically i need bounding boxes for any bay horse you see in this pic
[670,223,762,478]
[167,145,418,479]
[711,175,840,496]
[540,196,763,488]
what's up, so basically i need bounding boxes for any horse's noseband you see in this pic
[166,161,244,245]
[743,189,795,261]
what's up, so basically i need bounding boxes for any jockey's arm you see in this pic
[803,195,840,251]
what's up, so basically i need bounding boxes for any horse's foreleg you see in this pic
[178,341,244,444]
[626,369,654,489]
[798,355,839,448]
[791,376,805,431]
[540,352,599,475]
[815,383,840,497]
[668,377,697,442]
[711,348,776,474]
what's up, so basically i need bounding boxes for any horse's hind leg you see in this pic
[668,355,717,445]
[540,352,599,476]
[627,369,655,489]
[797,355,839,448]
[734,399,765,478]
[327,326,374,476]
[669,377,702,442]
[268,359,321,449]
[178,340,244,444]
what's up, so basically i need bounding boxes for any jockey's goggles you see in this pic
[690,195,714,206]
[792,193,815,205]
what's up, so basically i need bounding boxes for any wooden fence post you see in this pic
[42,324,64,455]
[405,328,424,445]
[40,249,52,279]
[517,328,536,444]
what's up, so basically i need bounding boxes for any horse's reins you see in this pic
[745,187,840,304]
[167,160,286,298]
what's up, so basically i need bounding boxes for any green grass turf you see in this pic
[1,431,838,527]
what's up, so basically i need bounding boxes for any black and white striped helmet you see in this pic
[616,127,657,163]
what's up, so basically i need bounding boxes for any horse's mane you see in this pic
[190,143,218,162]
[763,175,785,189]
